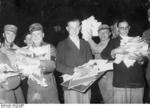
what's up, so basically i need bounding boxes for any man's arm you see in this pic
[85,41,93,61]
[101,39,117,60]
[40,44,56,73]
[1,75,21,91]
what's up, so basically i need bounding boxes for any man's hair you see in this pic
[66,18,80,26]
[117,19,130,27]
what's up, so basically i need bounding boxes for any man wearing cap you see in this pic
[27,23,59,103]
[1,24,19,49]
[88,24,111,59]
[88,24,114,103]
[0,24,25,103]
[56,18,93,103]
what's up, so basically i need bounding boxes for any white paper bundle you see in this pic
[16,44,51,60]
[15,55,48,87]
[62,59,113,87]
[114,36,149,68]
[15,48,34,57]
[30,45,51,60]
[14,45,51,87]
[0,64,14,72]
[81,16,102,41]
[0,63,19,83]
[80,60,113,74]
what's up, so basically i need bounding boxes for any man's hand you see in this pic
[74,67,89,77]
[128,53,144,64]
[111,48,128,58]
[40,60,56,72]
[0,73,7,83]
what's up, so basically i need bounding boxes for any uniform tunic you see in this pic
[1,43,25,103]
[0,51,21,103]
[27,43,59,103]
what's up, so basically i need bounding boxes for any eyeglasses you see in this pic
[119,26,130,30]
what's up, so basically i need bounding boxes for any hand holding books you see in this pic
[0,73,8,83]
[74,67,91,79]
[62,60,113,92]
[111,48,129,58]
[128,53,144,64]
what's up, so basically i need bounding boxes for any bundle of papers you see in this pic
[81,16,102,41]
[4,45,51,87]
[0,64,14,72]
[62,60,113,89]
[30,45,51,60]
[16,44,51,60]
[0,63,19,83]
[14,55,48,87]
[114,36,149,68]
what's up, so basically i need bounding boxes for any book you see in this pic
[61,60,113,92]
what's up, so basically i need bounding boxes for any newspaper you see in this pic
[62,60,113,89]
[10,45,51,87]
[0,63,19,83]
[81,16,102,41]
[114,36,149,68]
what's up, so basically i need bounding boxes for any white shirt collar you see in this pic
[69,36,80,49]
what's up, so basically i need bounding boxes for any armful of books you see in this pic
[15,55,48,87]
[62,60,113,89]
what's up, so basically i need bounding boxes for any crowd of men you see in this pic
[0,17,150,104]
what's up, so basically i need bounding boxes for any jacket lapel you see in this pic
[67,37,80,51]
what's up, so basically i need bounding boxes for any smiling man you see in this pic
[102,20,146,103]
[0,24,25,103]
[27,23,59,103]
[56,18,93,103]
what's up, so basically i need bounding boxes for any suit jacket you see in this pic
[56,37,93,75]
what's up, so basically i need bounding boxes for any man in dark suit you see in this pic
[56,18,93,103]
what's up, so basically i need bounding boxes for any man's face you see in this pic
[4,31,16,43]
[118,21,130,37]
[66,20,80,37]
[24,34,33,46]
[98,29,110,41]
[31,30,44,46]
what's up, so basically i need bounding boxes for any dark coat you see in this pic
[56,37,93,75]
[101,36,145,88]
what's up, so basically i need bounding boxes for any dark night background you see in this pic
[0,0,150,103]
[0,0,148,46]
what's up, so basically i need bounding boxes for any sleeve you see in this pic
[56,42,74,75]
[87,38,98,54]
[85,41,93,61]
[101,39,116,60]
[1,75,21,91]
[44,44,56,72]
[50,45,56,62]
[142,30,149,39]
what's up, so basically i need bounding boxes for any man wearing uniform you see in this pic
[27,23,59,103]
[0,24,25,103]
